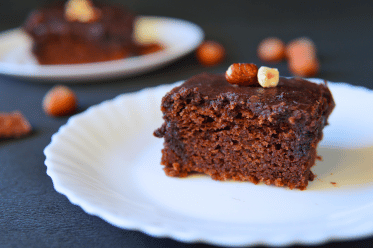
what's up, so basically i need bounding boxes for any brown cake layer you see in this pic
[154,73,335,190]
[23,1,136,65]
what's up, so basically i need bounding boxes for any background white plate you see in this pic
[0,16,204,82]
[44,80,373,247]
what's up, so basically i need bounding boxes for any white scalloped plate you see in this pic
[0,16,203,81]
[44,80,373,247]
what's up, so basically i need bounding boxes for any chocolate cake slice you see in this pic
[23,1,136,65]
[154,73,334,190]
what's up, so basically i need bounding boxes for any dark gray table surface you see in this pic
[1,0,373,247]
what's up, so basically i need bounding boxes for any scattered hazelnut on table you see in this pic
[0,111,32,139]
[43,85,77,117]
[257,37,286,63]
[196,40,225,66]
[225,63,258,86]
[286,37,319,77]
[288,56,320,77]
[257,66,279,88]
[286,37,317,60]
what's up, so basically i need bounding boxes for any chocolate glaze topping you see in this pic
[174,73,332,110]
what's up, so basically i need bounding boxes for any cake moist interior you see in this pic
[154,73,334,190]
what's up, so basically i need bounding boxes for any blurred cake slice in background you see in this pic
[23,0,137,65]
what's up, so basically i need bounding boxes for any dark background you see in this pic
[1,0,373,247]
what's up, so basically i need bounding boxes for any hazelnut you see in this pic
[65,0,100,23]
[225,63,258,86]
[0,111,32,138]
[257,66,279,88]
[43,85,77,117]
[257,37,286,63]
[286,37,319,77]
[286,37,317,60]
[288,56,319,77]
[196,41,225,66]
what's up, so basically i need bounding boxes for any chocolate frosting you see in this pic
[176,73,331,109]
